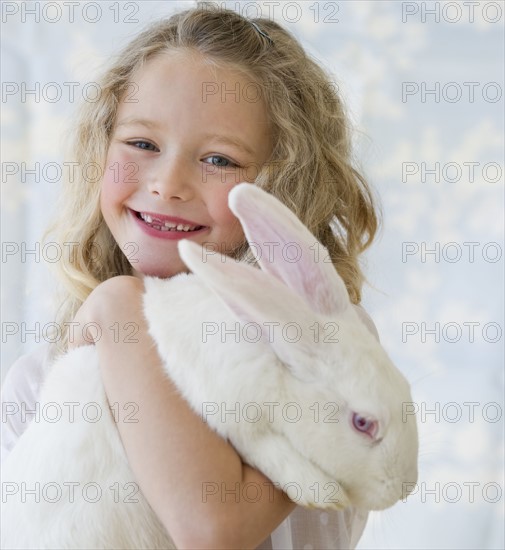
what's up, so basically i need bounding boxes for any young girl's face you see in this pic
[100,49,272,278]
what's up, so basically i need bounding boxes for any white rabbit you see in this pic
[1,183,418,549]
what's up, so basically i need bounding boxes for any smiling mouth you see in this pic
[134,211,205,233]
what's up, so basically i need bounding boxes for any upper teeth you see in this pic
[139,212,198,232]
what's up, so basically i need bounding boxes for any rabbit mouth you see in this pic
[278,429,352,508]
[301,453,351,509]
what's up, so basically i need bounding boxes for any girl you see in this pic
[1,3,380,548]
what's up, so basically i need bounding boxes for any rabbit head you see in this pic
[178,183,419,511]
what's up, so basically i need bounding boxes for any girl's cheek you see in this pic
[102,149,142,197]
[208,185,245,234]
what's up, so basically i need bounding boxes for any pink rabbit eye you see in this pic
[352,413,378,439]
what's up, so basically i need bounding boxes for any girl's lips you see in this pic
[129,209,209,240]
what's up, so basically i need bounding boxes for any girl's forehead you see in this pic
[128,49,258,97]
[122,51,265,114]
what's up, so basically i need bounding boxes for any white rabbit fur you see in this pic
[1,183,418,549]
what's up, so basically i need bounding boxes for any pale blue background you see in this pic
[1,1,503,548]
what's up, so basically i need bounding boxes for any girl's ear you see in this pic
[178,239,320,372]
[228,183,350,316]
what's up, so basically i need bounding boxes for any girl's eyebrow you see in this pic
[116,117,158,130]
[200,132,256,157]
[115,118,256,157]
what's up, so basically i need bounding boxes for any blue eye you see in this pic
[206,155,238,168]
[128,141,158,151]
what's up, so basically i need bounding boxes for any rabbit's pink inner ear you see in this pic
[229,185,349,316]
[273,244,349,316]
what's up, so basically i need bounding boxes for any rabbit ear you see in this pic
[178,239,321,373]
[228,183,350,316]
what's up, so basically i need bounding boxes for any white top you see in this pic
[1,306,377,549]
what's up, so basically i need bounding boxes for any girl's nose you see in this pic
[147,157,195,201]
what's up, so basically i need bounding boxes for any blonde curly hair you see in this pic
[44,1,381,357]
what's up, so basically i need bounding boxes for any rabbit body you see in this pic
[1,183,418,549]
[1,344,175,549]
[1,277,332,550]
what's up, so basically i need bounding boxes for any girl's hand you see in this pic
[68,276,145,350]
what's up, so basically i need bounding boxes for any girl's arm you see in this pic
[73,275,296,550]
